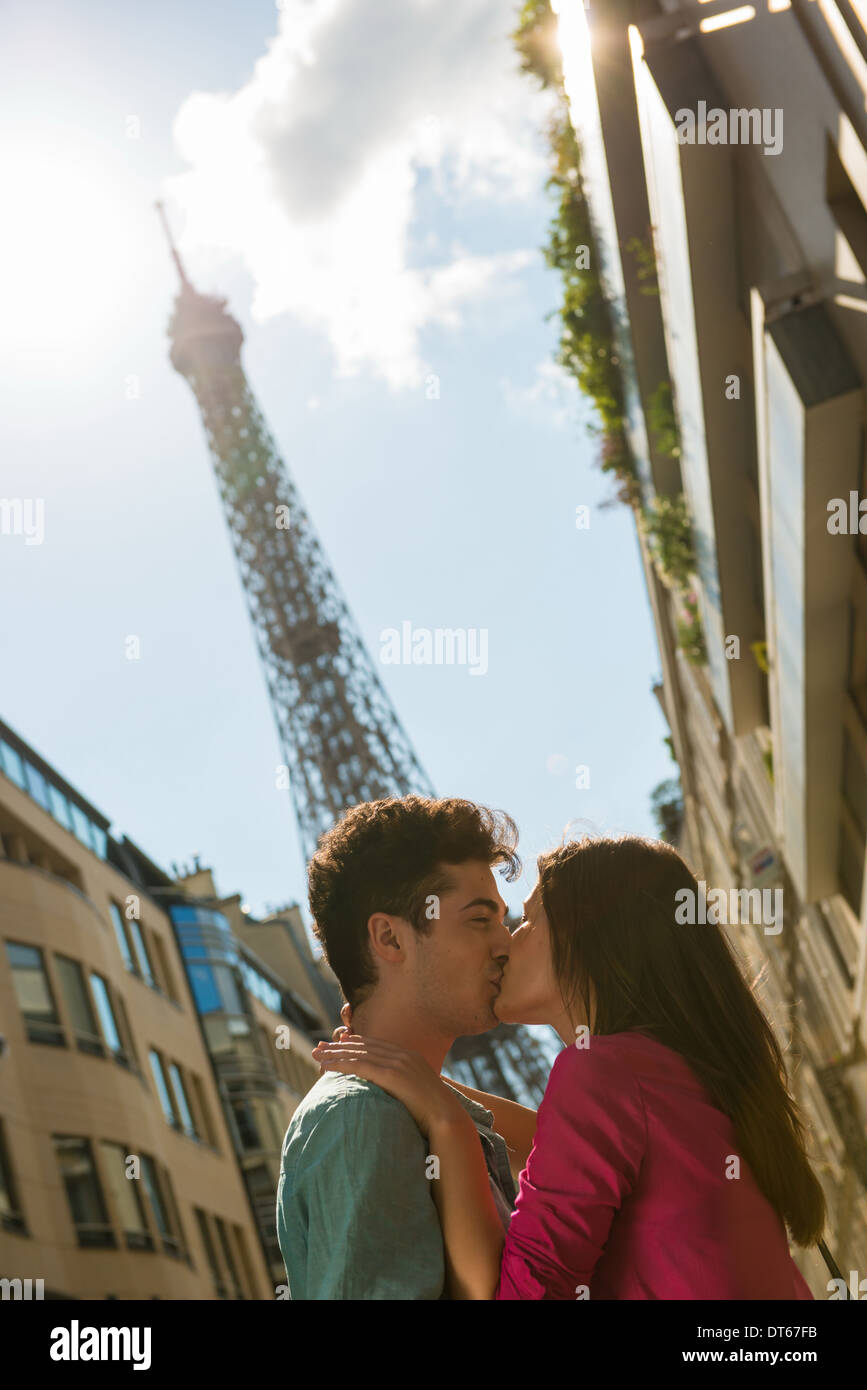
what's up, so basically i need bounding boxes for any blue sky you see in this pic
[0,0,674,927]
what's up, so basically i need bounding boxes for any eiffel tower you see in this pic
[156,203,435,859]
[156,204,558,1102]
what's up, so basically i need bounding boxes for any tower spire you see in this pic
[154,199,192,291]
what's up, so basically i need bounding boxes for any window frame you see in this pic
[54,954,105,1058]
[0,1119,27,1236]
[53,1134,115,1249]
[5,940,66,1047]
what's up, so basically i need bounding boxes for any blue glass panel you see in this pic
[90,825,107,858]
[188,963,221,1014]
[241,962,281,1013]
[69,803,94,851]
[171,906,230,931]
[47,784,74,831]
[0,743,26,790]
[23,763,51,811]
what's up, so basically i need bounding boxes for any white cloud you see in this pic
[500,359,581,429]
[165,0,554,390]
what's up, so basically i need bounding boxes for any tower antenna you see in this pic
[154,200,192,290]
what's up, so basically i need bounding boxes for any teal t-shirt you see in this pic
[276,1070,515,1300]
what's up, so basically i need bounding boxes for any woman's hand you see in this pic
[312,1033,468,1139]
[313,1003,352,1077]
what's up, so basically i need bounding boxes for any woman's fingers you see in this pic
[315,1033,414,1057]
[312,1037,410,1067]
[312,1043,382,1063]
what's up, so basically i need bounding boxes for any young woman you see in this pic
[313,835,825,1300]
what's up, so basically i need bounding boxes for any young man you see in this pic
[276,795,525,1300]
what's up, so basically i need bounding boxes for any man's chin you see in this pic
[492,995,517,1026]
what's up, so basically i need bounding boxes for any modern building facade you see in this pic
[550,0,867,1290]
[167,866,339,1284]
[0,718,325,1298]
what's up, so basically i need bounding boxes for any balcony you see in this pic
[214,1052,278,1095]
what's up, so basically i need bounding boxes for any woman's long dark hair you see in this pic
[537,834,826,1247]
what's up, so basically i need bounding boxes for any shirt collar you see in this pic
[442,1080,495,1130]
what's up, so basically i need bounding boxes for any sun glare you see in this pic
[0,145,143,362]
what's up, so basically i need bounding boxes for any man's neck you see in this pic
[350,1000,452,1074]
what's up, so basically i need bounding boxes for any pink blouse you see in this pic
[496,1031,814,1300]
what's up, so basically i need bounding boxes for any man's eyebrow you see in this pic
[460,897,505,915]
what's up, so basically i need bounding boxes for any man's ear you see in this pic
[367,912,404,963]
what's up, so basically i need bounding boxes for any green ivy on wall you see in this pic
[513,0,706,666]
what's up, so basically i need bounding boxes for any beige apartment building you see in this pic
[549,0,867,1290]
[0,717,327,1299]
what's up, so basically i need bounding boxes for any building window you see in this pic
[159,1168,186,1259]
[232,1224,257,1300]
[69,803,95,852]
[0,738,106,853]
[0,1120,27,1235]
[241,961,282,1013]
[151,936,176,1001]
[234,1096,285,1154]
[47,784,74,832]
[114,995,138,1067]
[214,1216,244,1299]
[55,956,104,1057]
[188,962,244,1015]
[0,741,27,789]
[189,1074,216,1149]
[203,1015,257,1061]
[53,1136,115,1248]
[140,1156,183,1257]
[89,974,127,1065]
[167,1063,197,1139]
[128,922,156,988]
[230,1098,261,1152]
[23,762,52,812]
[5,942,65,1046]
[245,1163,282,1269]
[109,903,136,973]
[194,1207,227,1298]
[148,1050,179,1129]
[99,1142,153,1252]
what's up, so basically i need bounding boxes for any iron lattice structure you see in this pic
[158,208,434,862]
[158,207,557,1100]
[447,1023,563,1109]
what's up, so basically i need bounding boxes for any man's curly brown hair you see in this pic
[308,795,520,1008]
